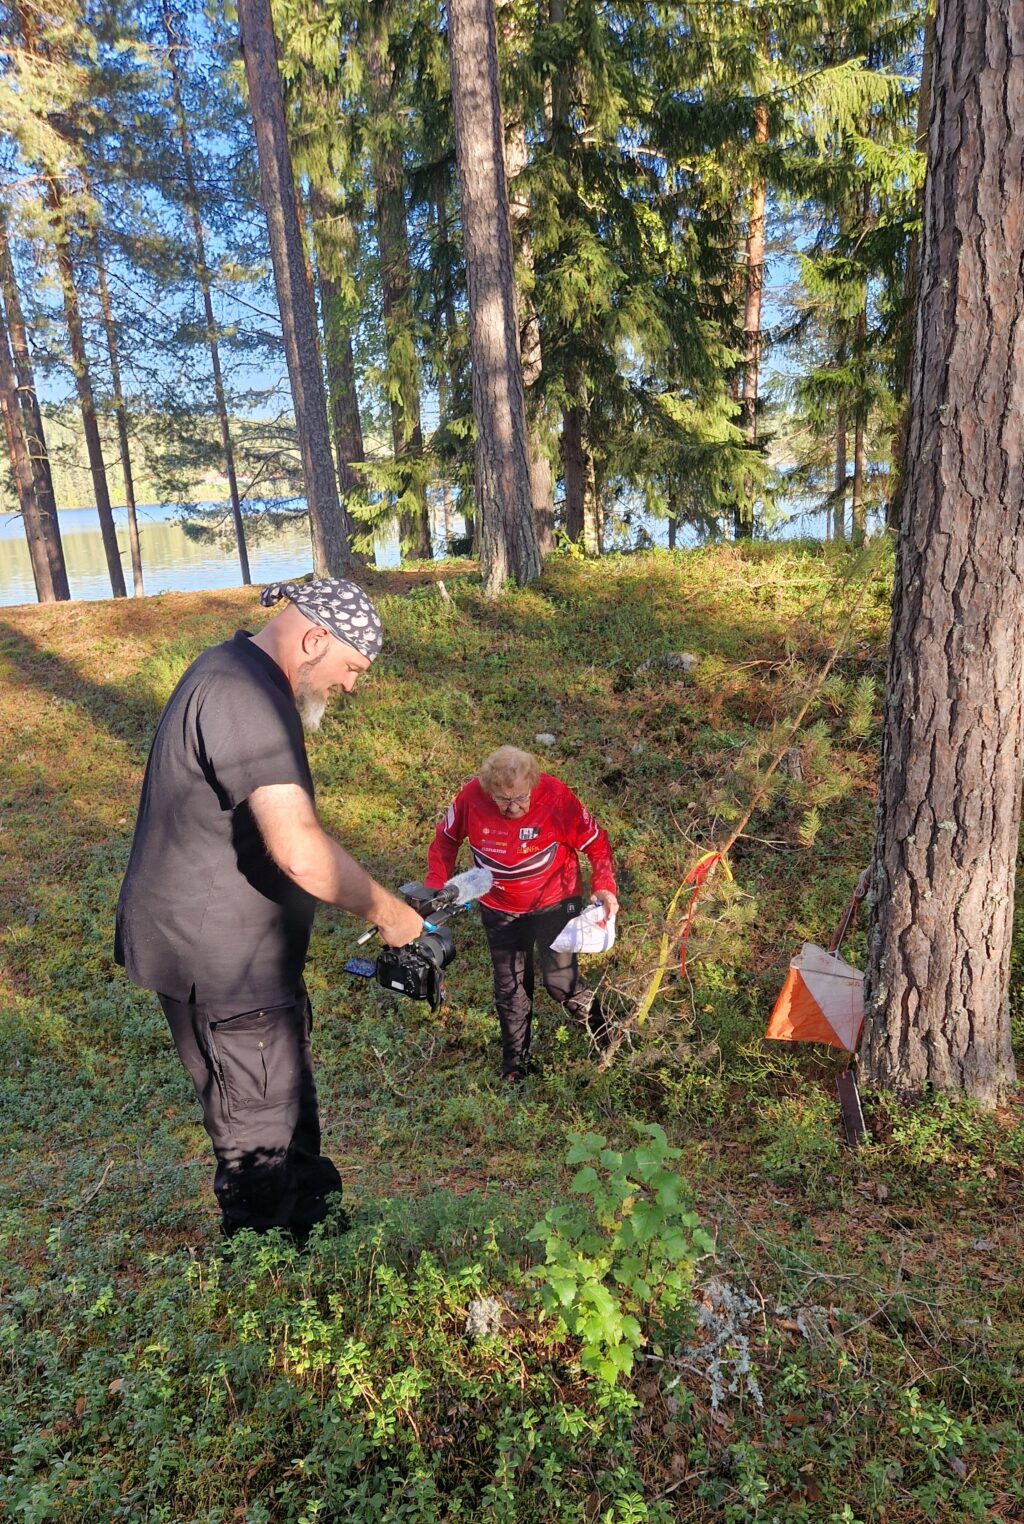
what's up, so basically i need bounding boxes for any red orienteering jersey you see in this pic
[425,773,617,916]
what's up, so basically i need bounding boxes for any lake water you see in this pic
[0,496,839,607]
[0,500,406,607]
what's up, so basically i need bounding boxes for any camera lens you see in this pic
[416,926,455,971]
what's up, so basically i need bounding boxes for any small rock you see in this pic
[635,650,699,677]
[534,733,557,747]
[464,1296,504,1340]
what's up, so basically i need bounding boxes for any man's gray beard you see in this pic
[295,679,327,734]
[294,651,331,733]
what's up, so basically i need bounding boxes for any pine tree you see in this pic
[364,0,432,559]
[0,206,69,598]
[162,0,251,585]
[448,0,540,592]
[863,0,1020,1105]
[93,238,144,594]
[237,0,351,575]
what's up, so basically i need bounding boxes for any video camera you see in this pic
[345,867,492,1011]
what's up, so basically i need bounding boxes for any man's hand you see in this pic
[594,890,619,919]
[374,896,424,948]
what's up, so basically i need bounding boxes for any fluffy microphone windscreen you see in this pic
[446,866,494,904]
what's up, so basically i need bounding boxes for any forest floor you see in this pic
[1,543,1022,1523]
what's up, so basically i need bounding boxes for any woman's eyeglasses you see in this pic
[493,790,531,807]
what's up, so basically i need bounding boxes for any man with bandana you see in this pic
[115,579,423,1239]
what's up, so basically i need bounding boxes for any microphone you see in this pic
[434,866,494,909]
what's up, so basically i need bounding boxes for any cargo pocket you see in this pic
[206,1000,306,1121]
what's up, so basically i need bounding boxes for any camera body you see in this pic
[350,881,458,1011]
[375,925,455,1011]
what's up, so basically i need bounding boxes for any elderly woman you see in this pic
[425,746,619,1082]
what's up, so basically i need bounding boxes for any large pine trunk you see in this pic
[164,0,251,585]
[237,0,349,577]
[0,213,69,599]
[448,0,540,594]
[49,186,126,599]
[863,0,1022,1106]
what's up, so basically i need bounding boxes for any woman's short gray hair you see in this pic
[479,746,541,796]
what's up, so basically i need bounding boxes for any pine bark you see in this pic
[0,212,69,599]
[164,0,250,584]
[863,0,1022,1105]
[888,8,936,534]
[448,0,541,593]
[237,0,349,577]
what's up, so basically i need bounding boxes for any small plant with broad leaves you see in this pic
[527,1124,714,1384]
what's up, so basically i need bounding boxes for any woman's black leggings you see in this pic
[480,896,606,1075]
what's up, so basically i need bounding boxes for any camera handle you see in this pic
[354,880,474,947]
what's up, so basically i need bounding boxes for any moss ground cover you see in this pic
[1,545,1022,1522]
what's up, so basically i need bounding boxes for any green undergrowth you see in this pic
[1,545,1022,1521]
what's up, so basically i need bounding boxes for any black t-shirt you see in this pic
[114,631,317,1008]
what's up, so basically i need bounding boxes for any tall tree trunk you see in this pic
[309,187,363,550]
[432,161,469,550]
[237,0,349,576]
[448,0,540,593]
[548,0,596,555]
[863,0,1021,1106]
[48,184,126,598]
[94,243,144,596]
[833,401,847,541]
[164,0,251,585]
[366,7,431,561]
[563,401,586,542]
[0,210,69,599]
[888,7,936,533]
[563,393,600,553]
[735,99,769,541]
[850,302,868,545]
[0,296,57,600]
[584,454,601,555]
[506,117,554,556]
